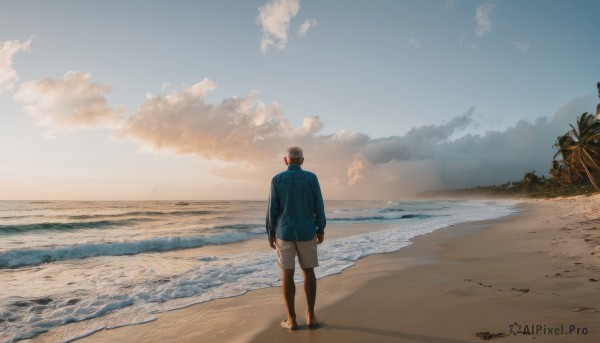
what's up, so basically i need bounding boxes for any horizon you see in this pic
[1,0,600,200]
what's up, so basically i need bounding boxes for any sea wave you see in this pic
[0,214,46,220]
[0,210,215,223]
[67,210,214,220]
[8,205,513,341]
[329,213,432,221]
[0,219,150,234]
[0,231,262,269]
[0,200,520,342]
[376,207,404,213]
[210,223,261,231]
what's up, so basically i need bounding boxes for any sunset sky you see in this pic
[1,0,599,200]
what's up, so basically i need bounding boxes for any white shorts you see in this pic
[276,236,319,269]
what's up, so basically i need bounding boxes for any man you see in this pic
[266,146,326,331]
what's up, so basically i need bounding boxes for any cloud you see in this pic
[161,82,170,91]
[14,71,124,134]
[116,78,306,161]
[510,41,530,52]
[297,18,317,36]
[330,96,596,198]
[117,76,598,199]
[0,37,32,94]
[15,68,581,199]
[297,115,324,136]
[433,96,595,188]
[347,157,365,186]
[257,0,300,53]
[408,38,422,48]
[114,79,479,198]
[475,3,495,37]
[15,69,589,199]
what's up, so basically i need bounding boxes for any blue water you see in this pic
[0,200,518,342]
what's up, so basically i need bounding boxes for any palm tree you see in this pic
[549,158,582,187]
[552,135,577,185]
[552,112,600,190]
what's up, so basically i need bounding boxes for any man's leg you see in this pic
[302,267,318,327]
[281,268,298,330]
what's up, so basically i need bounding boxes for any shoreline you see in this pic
[64,197,600,342]
[251,197,600,342]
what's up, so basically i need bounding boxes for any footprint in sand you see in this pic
[511,288,530,293]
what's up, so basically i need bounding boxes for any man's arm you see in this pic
[266,179,279,248]
[313,175,326,241]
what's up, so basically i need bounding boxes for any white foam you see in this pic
[105,316,157,330]
[62,327,107,343]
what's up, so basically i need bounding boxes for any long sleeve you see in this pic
[266,179,279,241]
[313,177,326,235]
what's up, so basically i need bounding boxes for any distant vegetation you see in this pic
[421,112,600,198]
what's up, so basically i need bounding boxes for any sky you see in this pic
[1,0,600,200]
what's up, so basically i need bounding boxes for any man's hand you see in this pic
[316,234,324,244]
[269,239,276,249]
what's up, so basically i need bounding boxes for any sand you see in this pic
[77,195,600,343]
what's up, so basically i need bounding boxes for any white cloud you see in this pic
[114,79,478,198]
[14,71,124,134]
[510,41,530,52]
[116,78,300,161]
[161,82,170,91]
[0,37,32,94]
[116,77,597,199]
[257,0,300,53]
[475,3,495,37]
[297,18,317,36]
[347,156,365,186]
[13,68,588,199]
[408,38,422,48]
[297,115,324,136]
[16,68,583,198]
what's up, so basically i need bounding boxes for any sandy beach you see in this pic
[75,195,600,343]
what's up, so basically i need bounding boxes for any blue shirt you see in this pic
[266,164,326,241]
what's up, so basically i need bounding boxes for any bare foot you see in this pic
[306,312,321,329]
[280,318,298,331]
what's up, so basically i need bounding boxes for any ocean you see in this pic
[0,199,518,342]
